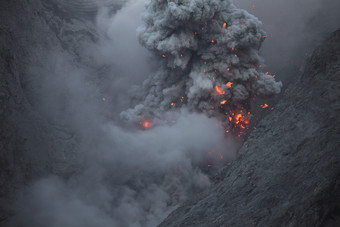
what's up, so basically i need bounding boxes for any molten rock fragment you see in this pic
[121,0,282,132]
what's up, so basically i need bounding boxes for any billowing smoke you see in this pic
[121,0,282,133]
[13,0,338,226]
[17,111,236,227]
[14,1,237,226]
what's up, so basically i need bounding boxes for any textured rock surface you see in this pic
[0,0,110,224]
[160,30,340,226]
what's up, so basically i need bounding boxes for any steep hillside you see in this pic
[160,29,340,227]
[0,0,103,223]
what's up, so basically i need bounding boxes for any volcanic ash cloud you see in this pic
[121,0,282,132]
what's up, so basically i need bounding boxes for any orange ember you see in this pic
[261,104,269,109]
[215,86,225,95]
[220,100,227,105]
[223,22,227,28]
[226,82,233,88]
[170,102,175,106]
[142,121,151,128]
[235,114,242,124]
[228,111,251,135]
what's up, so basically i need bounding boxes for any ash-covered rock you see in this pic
[159,29,340,227]
[0,0,106,224]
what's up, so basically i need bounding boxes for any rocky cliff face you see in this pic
[0,0,114,224]
[160,29,340,226]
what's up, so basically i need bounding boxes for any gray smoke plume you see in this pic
[17,110,235,227]
[12,0,338,226]
[14,1,237,226]
[121,0,282,132]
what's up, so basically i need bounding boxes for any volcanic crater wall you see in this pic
[159,29,340,227]
[0,0,115,223]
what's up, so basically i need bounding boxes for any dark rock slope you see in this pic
[0,0,109,224]
[160,30,340,227]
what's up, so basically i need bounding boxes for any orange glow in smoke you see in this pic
[228,111,250,135]
[215,86,225,95]
[220,100,227,105]
[226,82,233,88]
[142,121,151,128]
[235,114,243,124]
[223,22,227,28]
[261,104,269,109]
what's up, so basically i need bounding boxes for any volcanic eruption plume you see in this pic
[121,0,282,134]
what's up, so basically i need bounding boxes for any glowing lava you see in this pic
[228,111,250,136]
[215,85,225,95]
[261,104,269,109]
[142,121,151,128]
